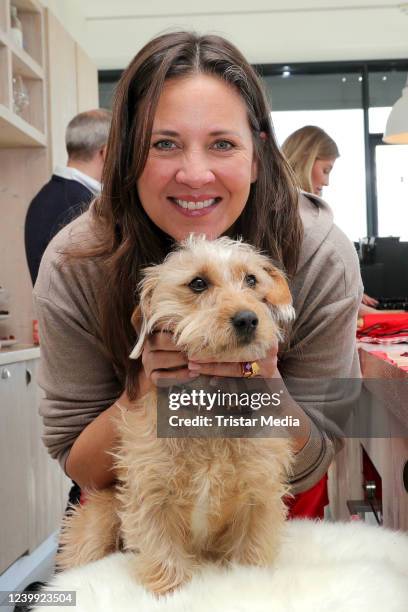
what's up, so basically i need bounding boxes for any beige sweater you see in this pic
[33,193,363,494]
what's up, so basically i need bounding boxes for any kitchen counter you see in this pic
[0,344,40,365]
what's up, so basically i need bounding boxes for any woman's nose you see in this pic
[175,151,215,187]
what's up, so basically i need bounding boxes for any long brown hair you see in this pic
[281,125,339,194]
[66,31,302,389]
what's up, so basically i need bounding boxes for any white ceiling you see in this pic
[42,0,408,69]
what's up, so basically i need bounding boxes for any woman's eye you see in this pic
[189,277,209,292]
[213,140,234,151]
[245,274,257,288]
[153,140,176,151]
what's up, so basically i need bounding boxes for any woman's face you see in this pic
[311,158,336,197]
[137,74,258,241]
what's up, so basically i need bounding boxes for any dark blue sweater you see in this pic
[25,175,94,285]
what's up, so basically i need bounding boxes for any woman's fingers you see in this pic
[143,349,188,374]
[188,360,243,378]
[362,293,378,307]
[146,329,178,351]
[188,347,278,379]
[142,331,194,385]
[151,368,198,387]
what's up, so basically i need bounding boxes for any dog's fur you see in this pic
[57,236,295,594]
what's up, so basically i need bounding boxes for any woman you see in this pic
[281,125,338,198]
[34,32,362,519]
[282,125,377,311]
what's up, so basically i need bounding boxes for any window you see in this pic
[99,60,408,241]
[368,69,408,239]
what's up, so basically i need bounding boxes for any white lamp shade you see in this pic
[383,84,408,144]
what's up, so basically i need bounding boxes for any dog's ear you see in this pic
[129,269,159,360]
[263,264,295,323]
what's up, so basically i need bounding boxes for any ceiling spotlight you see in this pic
[282,65,291,78]
[382,75,388,81]
[342,77,347,83]
[384,74,408,144]
[358,76,363,82]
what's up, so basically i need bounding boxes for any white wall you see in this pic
[39,0,86,47]
[40,0,408,70]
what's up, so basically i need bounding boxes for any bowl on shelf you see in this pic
[0,335,17,349]
[0,339,17,348]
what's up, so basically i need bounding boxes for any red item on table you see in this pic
[357,313,408,340]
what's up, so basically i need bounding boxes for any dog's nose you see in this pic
[231,310,258,340]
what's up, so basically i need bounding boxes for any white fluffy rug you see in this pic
[33,520,408,612]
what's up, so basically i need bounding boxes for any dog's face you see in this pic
[130,236,295,362]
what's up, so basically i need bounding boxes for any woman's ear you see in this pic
[251,132,267,183]
[251,156,258,183]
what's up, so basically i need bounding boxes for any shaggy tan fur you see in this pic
[57,235,295,595]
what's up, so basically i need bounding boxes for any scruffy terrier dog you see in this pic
[57,236,295,595]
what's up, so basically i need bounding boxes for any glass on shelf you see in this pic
[0,286,10,318]
[10,5,24,48]
[12,75,30,116]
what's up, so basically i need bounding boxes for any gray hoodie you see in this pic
[33,193,362,494]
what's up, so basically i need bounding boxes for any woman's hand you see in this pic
[362,293,378,307]
[141,330,200,386]
[187,340,279,379]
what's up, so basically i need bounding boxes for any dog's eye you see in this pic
[245,274,257,288]
[189,277,209,293]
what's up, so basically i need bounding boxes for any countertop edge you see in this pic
[0,345,40,365]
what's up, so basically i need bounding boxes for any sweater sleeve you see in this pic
[33,215,123,474]
[33,295,122,474]
[280,224,363,494]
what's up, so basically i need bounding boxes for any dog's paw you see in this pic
[131,556,192,595]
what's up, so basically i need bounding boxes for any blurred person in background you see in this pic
[282,125,378,312]
[25,109,112,285]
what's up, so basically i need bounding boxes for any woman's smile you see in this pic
[168,195,221,216]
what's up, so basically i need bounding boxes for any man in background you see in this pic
[25,108,111,284]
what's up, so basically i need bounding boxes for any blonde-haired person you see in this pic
[281,125,338,197]
[282,125,377,313]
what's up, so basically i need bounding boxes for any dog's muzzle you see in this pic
[231,310,258,342]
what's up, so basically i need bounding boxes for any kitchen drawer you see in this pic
[0,362,30,573]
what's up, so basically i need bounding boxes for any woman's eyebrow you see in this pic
[151,130,179,136]
[151,129,242,137]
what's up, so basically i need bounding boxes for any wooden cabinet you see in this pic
[0,0,46,147]
[0,361,30,574]
[0,2,98,345]
[27,358,71,552]
[46,8,99,168]
[0,354,71,576]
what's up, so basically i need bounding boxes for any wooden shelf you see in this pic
[0,1,45,140]
[0,29,42,78]
[10,39,42,78]
[0,102,45,146]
